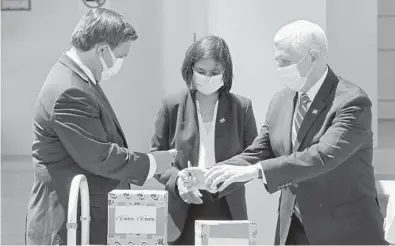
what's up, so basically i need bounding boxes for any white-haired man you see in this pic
[202,20,387,244]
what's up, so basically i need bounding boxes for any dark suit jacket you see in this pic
[26,54,151,245]
[222,67,386,245]
[150,89,258,243]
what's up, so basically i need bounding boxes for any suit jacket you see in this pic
[150,89,258,243]
[26,54,151,245]
[222,67,386,245]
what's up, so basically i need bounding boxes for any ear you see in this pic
[96,44,109,56]
[309,49,320,63]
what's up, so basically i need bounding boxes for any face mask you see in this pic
[99,47,124,81]
[193,71,224,95]
[277,55,314,92]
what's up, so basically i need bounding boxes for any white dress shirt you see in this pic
[196,100,219,170]
[65,48,157,179]
[292,67,328,144]
[66,48,97,84]
[257,66,329,184]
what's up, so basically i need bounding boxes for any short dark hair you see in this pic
[181,36,233,93]
[71,8,138,51]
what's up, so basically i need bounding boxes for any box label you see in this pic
[114,205,157,234]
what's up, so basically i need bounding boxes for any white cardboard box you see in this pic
[195,220,257,245]
[107,190,168,245]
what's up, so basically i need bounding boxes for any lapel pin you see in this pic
[312,109,318,114]
[219,118,225,123]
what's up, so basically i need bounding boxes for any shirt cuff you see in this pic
[146,153,157,179]
[254,163,267,184]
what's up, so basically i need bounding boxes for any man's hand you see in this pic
[204,164,259,192]
[151,149,178,174]
[177,169,203,204]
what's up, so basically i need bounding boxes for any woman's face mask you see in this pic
[192,58,225,95]
[99,46,124,82]
[193,70,224,95]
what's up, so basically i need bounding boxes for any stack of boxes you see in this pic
[107,189,258,245]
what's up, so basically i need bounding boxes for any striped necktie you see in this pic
[295,92,311,134]
[293,92,310,222]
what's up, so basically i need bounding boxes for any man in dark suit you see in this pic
[26,8,176,245]
[204,20,387,245]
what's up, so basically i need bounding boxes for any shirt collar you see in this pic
[65,47,97,84]
[305,65,328,101]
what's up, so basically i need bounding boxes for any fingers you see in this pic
[178,170,197,184]
[178,177,202,204]
[180,192,191,203]
[190,191,203,204]
[193,189,203,197]
[180,191,203,204]
[204,184,217,193]
[168,149,178,158]
[217,177,234,192]
[178,170,191,181]
[184,183,199,191]
[210,173,229,190]
[204,165,227,182]
[204,170,218,184]
[205,168,225,185]
[204,165,223,178]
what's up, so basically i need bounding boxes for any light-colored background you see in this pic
[1,0,394,244]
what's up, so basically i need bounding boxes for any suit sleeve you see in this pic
[150,99,180,195]
[216,99,261,199]
[51,88,150,185]
[262,95,372,194]
[243,100,259,150]
[222,112,275,167]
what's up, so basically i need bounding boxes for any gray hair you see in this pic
[71,8,138,52]
[274,20,328,57]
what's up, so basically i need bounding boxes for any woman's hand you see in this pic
[177,169,203,204]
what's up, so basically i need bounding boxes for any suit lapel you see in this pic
[91,84,128,146]
[283,91,298,155]
[59,54,128,146]
[293,67,338,151]
[176,91,231,168]
[214,93,232,162]
[176,91,200,168]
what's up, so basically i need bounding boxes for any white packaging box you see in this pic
[195,220,257,245]
[107,190,168,245]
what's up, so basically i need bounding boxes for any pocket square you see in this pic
[219,118,225,123]
[312,109,318,114]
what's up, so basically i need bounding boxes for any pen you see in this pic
[187,161,193,180]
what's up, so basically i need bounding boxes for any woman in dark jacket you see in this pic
[150,35,258,245]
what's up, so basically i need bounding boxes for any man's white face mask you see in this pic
[99,47,124,81]
[277,54,315,92]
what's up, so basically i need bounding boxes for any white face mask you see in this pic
[99,47,124,81]
[277,55,314,92]
[193,70,224,95]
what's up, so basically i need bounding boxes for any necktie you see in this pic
[293,92,310,223]
[295,93,310,134]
